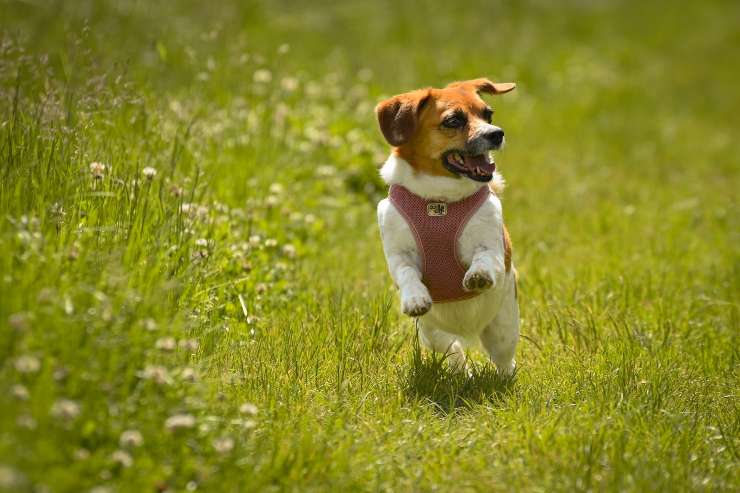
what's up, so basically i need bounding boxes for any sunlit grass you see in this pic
[1,0,738,491]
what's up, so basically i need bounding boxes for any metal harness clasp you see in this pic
[427,202,448,216]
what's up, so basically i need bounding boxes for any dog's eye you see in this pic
[482,108,494,123]
[442,115,466,129]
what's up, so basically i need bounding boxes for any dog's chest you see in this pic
[388,185,490,302]
[379,194,504,273]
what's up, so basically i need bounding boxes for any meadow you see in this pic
[0,0,738,491]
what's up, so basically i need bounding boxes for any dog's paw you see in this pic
[401,293,432,317]
[496,358,516,378]
[463,268,494,291]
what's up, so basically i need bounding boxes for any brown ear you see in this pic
[375,89,431,146]
[447,78,516,95]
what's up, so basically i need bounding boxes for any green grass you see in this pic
[1,0,738,491]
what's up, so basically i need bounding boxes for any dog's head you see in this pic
[375,78,515,182]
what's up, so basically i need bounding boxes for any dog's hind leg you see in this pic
[417,320,468,374]
[479,275,519,376]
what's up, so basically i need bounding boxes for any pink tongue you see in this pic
[463,154,495,176]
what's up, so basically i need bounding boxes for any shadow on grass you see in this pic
[400,335,516,415]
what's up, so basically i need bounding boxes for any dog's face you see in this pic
[375,78,515,182]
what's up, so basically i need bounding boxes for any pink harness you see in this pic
[389,184,491,303]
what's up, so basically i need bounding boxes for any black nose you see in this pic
[485,129,505,146]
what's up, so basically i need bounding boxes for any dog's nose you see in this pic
[485,128,505,147]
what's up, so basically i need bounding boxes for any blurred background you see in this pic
[1,1,738,491]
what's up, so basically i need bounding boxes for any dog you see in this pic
[375,78,519,375]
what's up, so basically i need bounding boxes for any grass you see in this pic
[0,0,738,491]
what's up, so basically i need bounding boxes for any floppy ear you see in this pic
[375,89,431,146]
[447,78,516,95]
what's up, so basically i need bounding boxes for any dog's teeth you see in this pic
[453,153,464,165]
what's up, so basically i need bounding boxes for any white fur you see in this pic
[377,154,519,375]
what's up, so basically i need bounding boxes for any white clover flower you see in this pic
[142,318,158,331]
[74,448,90,461]
[253,69,272,84]
[139,365,171,385]
[0,465,23,490]
[248,235,261,247]
[196,205,209,218]
[194,238,209,248]
[281,77,299,92]
[50,399,81,421]
[119,430,144,448]
[231,418,257,429]
[111,450,133,468]
[282,244,296,258]
[316,165,336,177]
[165,413,196,431]
[180,367,198,382]
[178,339,199,352]
[265,195,280,207]
[53,367,69,382]
[213,436,234,454]
[269,183,284,194]
[17,414,37,429]
[306,81,321,98]
[142,167,158,179]
[8,313,29,331]
[89,162,106,179]
[239,402,258,416]
[14,355,40,374]
[264,238,278,248]
[155,337,177,352]
[12,384,29,401]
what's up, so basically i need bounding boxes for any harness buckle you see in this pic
[427,202,448,216]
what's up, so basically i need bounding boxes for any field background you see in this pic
[1,0,738,491]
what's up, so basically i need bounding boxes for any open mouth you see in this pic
[442,150,496,182]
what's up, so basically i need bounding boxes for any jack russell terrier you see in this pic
[375,78,519,376]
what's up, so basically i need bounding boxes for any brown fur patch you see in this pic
[376,78,515,178]
[446,79,516,96]
[395,86,491,177]
[375,89,431,147]
[503,223,513,273]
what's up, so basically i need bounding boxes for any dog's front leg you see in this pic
[387,252,432,317]
[463,247,504,292]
